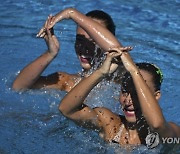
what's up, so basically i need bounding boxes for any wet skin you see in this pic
[120,70,157,123]
[76,18,106,70]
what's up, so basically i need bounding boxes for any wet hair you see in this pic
[86,10,116,35]
[136,63,163,91]
[121,63,163,93]
[121,72,136,94]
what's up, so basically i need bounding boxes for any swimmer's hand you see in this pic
[98,47,132,75]
[36,15,55,38]
[45,28,60,58]
[37,15,60,57]
[111,47,138,74]
[107,47,133,74]
[37,8,75,37]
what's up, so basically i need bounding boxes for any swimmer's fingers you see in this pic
[36,17,49,37]
[105,50,122,64]
[47,27,55,42]
[106,50,122,56]
[37,22,55,39]
[36,27,46,38]
[105,51,122,61]
[99,52,121,75]
[42,26,52,43]
[110,46,133,53]
[120,46,133,51]
[37,15,53,38]
[45,15,55,36]
[108,51,122,57]
[104,47,133,73]
[47,15,56,29]
[46,26,59,47]
[40,32,46,39]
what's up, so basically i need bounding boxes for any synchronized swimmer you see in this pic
[12,9,119,92]
[13,8,180,147]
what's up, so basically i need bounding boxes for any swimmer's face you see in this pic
[119,70,158,123]
[75,18,106,70]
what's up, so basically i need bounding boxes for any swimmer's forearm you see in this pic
[59,52,118,116]
[59,70,104,116]
[119,51,169,136]
[12,51,56,91]
[119,52,166,130]
[54,8,122,51]
[130,71,166,131]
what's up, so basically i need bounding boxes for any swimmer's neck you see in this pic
[124,116,149,131]
[123,117,149,144]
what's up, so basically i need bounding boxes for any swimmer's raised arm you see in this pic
[115,48,180,137]
[38,8,122,51]
[59,50,123,127]
[12,16,60,91]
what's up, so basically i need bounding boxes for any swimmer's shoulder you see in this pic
[56,71,81,91]
[93,107,124,141]
[93,107,123,126]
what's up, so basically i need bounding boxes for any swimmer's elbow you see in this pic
[150,118,166,132]
[12,80,35,91]
[151,121,164,130]
[59,103,65,114]
[12,82,24,91]
[59,102,71,118]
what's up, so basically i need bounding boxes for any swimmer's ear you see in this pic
[154,90,161,101]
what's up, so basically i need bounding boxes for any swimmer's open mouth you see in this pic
[123,106,137,117]
[80,55,92,63]
[124,108,135,112]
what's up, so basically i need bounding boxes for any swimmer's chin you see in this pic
[81,63,91,70]
[78,57,92,70]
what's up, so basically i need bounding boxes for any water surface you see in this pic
[0,0,179,153]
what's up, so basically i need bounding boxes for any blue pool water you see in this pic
[0,0,180,153]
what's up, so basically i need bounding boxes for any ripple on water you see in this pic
[0,0,179,153]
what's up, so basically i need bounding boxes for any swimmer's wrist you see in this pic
[95,69,108,78]
[55,8,75,21]
[45,50,57,60]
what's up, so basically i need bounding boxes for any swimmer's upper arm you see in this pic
[60,105,117,130]
[74,107,119,130]
[61,105,102,129]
